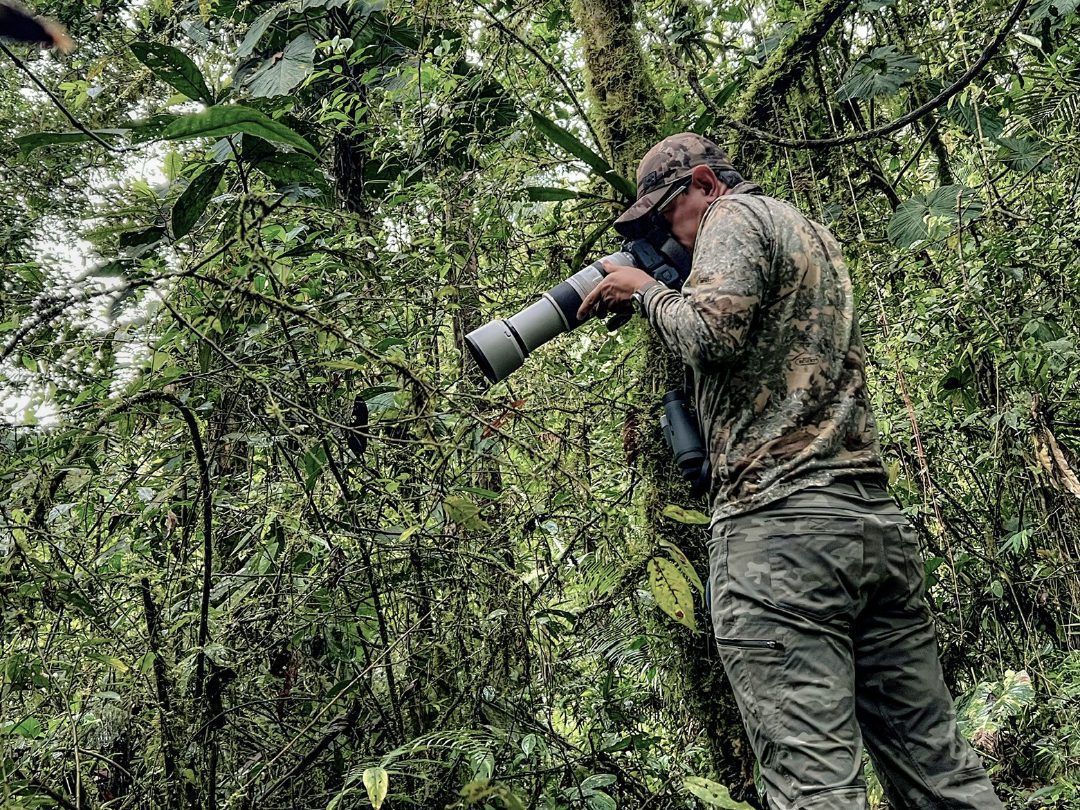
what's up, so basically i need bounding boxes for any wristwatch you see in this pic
[632,282,661,318]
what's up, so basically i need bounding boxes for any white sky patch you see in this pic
[2,140,174,427]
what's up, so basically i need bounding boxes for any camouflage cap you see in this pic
[614,133,734,237]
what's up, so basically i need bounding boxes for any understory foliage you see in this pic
[1,0,1079,808]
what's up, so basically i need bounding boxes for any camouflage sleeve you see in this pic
[643,198,770,372]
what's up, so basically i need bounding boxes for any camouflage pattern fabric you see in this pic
[641,184,886,521]
[615,132,736,233]
[710,481,1003,809]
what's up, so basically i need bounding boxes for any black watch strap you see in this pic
[632,282,662,317]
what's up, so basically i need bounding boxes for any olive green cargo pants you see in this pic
[708,479,1003,809]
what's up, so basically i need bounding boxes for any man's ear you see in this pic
[690,164,723,199]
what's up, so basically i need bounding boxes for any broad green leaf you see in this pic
[3,717,43,738]
[130,42,213,104]
[647,557,697,630]
[996,137,1052,173]
[362,766,389,809]
[1030,0,1080,21]
[163,105,317,157]
[14,130,127,155]
[443,496,490,531]
[942,100,1004,139]
[661,540,704,594]
[119,226,167,250]
[586,792,616,810]
[887,185,983,247]
[526,186,585,202]
[838,46,920,100]
[887,196,932,248]
[661,504,711,525]
[172,163,226,238]
[88,651,130,673]
[958,670,1035,737]
[238,4,286,57]
[684,776,753,808]
[246,34,316,98]
[530,111,635,200]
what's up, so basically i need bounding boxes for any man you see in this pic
[578,133,1002,810]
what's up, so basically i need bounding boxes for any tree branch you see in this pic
[684,0,1029,151]
[0,41,128,153]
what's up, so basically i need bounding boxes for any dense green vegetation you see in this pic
[2,0,1078,807]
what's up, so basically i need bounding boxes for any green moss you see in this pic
[571,0,665,176]
[733,0,854,162]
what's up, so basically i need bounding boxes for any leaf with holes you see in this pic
[838,46,920,100]
[648,557,696,630]
[131,42,213,104]
[661,540,704,594]
[684,776,753,808]
[362,766,389,809]
[245,34,315,98]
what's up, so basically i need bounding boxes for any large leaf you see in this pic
[995,137,1053,173]
[130,42,213,104]
[531,112,635,200]
[245,34,316,98]
[526,187,586,202]
[684,776,753,809]
[661,504,711,525]
[14,129,127,155]
[443,496,490,532]
[238,4,286,57]
[362,766,389,809]
[162,106,317,157]
[647,557,697,630]
[661,540,704,594]
[1029,0,1080,21]
[838,46,921,100]
[887,185,983,248]
[171,163,226,238]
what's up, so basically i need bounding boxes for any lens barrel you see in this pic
[464,252,635,382]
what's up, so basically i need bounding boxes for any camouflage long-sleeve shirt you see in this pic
[641,182,886,520]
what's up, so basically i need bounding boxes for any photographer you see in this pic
[578,133,1003,810]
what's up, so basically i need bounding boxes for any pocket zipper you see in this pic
[716,637,783,651]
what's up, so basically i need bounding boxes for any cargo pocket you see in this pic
[763,515,865,622]
[715,635,787,755]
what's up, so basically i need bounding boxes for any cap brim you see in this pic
[613,187,669,239]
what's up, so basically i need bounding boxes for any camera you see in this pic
[464,230,692,383]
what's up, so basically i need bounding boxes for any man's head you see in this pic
[614,133,743,252]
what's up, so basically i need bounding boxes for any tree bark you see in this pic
[570,0,758,800]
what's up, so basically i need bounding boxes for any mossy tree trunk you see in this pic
[570,0,759,799]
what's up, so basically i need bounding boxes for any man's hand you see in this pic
[577,260,656,321]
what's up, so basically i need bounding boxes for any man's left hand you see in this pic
[577,260,656,320]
